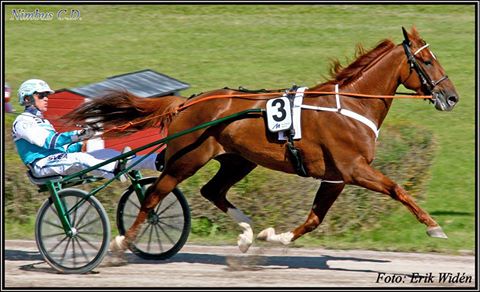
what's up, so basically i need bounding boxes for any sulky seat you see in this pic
[26,170,64,185]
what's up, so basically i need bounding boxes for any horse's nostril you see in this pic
[448,96,459,105]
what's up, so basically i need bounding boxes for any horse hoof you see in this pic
[238,234,252,253]
[427,226,448,239]
[256,228,293,245]
[257,227,275,241]
[109,235,126,253]
[237,222,253,253]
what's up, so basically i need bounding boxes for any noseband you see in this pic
[402,40,449,94]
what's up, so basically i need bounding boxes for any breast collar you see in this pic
[300,84,380,139]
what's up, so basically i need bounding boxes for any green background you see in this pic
[3,4,476,254]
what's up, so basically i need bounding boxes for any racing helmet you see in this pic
[18,79,54,106]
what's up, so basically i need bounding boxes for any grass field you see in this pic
[3,4,476,254]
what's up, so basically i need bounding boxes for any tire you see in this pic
[35,189,111,274]
[116,177,191,260]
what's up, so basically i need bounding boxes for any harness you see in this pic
[283,85,309,177]
[276,38,449,178]
[270,85,380,177]
[402,40,449,94]
[300,84,380,138]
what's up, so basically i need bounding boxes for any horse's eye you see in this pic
[423,60,432,66]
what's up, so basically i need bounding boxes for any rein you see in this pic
[102,90,432,135]
[181,91,431,108]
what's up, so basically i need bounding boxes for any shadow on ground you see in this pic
[6,247,390,275]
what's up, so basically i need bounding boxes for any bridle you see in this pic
[401,27,449,95]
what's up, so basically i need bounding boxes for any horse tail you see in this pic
[64,90,187,137]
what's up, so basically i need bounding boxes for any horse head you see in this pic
[400,26,459,111]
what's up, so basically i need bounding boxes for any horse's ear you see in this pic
[410,26,421,40]
[402,27,411,44]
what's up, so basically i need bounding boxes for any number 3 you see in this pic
[272,99,287,122]
[266,97,292,132]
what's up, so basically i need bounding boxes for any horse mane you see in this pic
[323,39,396,87]
[63,90,186,137]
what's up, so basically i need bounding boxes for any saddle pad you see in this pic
[278,87,307,140]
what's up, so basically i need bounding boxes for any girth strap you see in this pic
[286,136,308,177]
[284,85,308,177]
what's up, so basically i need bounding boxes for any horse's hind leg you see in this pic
[109,173,180,256]
[110,140,222,255]
[350,160,447,238]
[257,181,345,245]
[201,154,257,253]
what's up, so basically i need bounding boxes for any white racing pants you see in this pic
[29,149,157,179]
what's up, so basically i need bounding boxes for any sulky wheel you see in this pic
[116,177,191,260]
[35,188,111,274]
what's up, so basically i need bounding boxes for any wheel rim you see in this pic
[122,192,186,255]
[37,194,108,270]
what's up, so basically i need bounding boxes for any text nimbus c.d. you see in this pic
[10,8,81,21]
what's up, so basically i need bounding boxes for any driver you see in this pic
[12,79,164,181]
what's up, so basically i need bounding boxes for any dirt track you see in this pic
[3,240,476,288]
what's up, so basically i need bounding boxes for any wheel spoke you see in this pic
[76,233,102,251]
[155,201,162,213]
[77,216,101,230]
[74,203,93,228]
[135,222,151,243]
[42,231,69,239]
[71,196,81,227]
[72,237,77,267]
[158,213,184,220]
[79,231,105,236]
[43,219,64,230]
[156,199,178,217]
[123,213,138,219]
[158,220,183,232]
[48,234,69,253]
[153,224,164,252]
[147,224,154,253]
[156,223,176,246]
[59,237,72,265]
[74,237,91,264]
[127,197,141,210]
[48,204,58,217]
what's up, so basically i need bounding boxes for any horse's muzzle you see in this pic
[433,91,459,111]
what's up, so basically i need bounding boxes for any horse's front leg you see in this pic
[257,181,345,245]
[349,159,447,238]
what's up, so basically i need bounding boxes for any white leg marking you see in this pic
[109,235,126,253]
[237,222,254,253]
[257,227,293,245]
[257,227,275,241]
[227,208,254,253]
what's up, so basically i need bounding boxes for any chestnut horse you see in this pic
[66,27,459,256]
